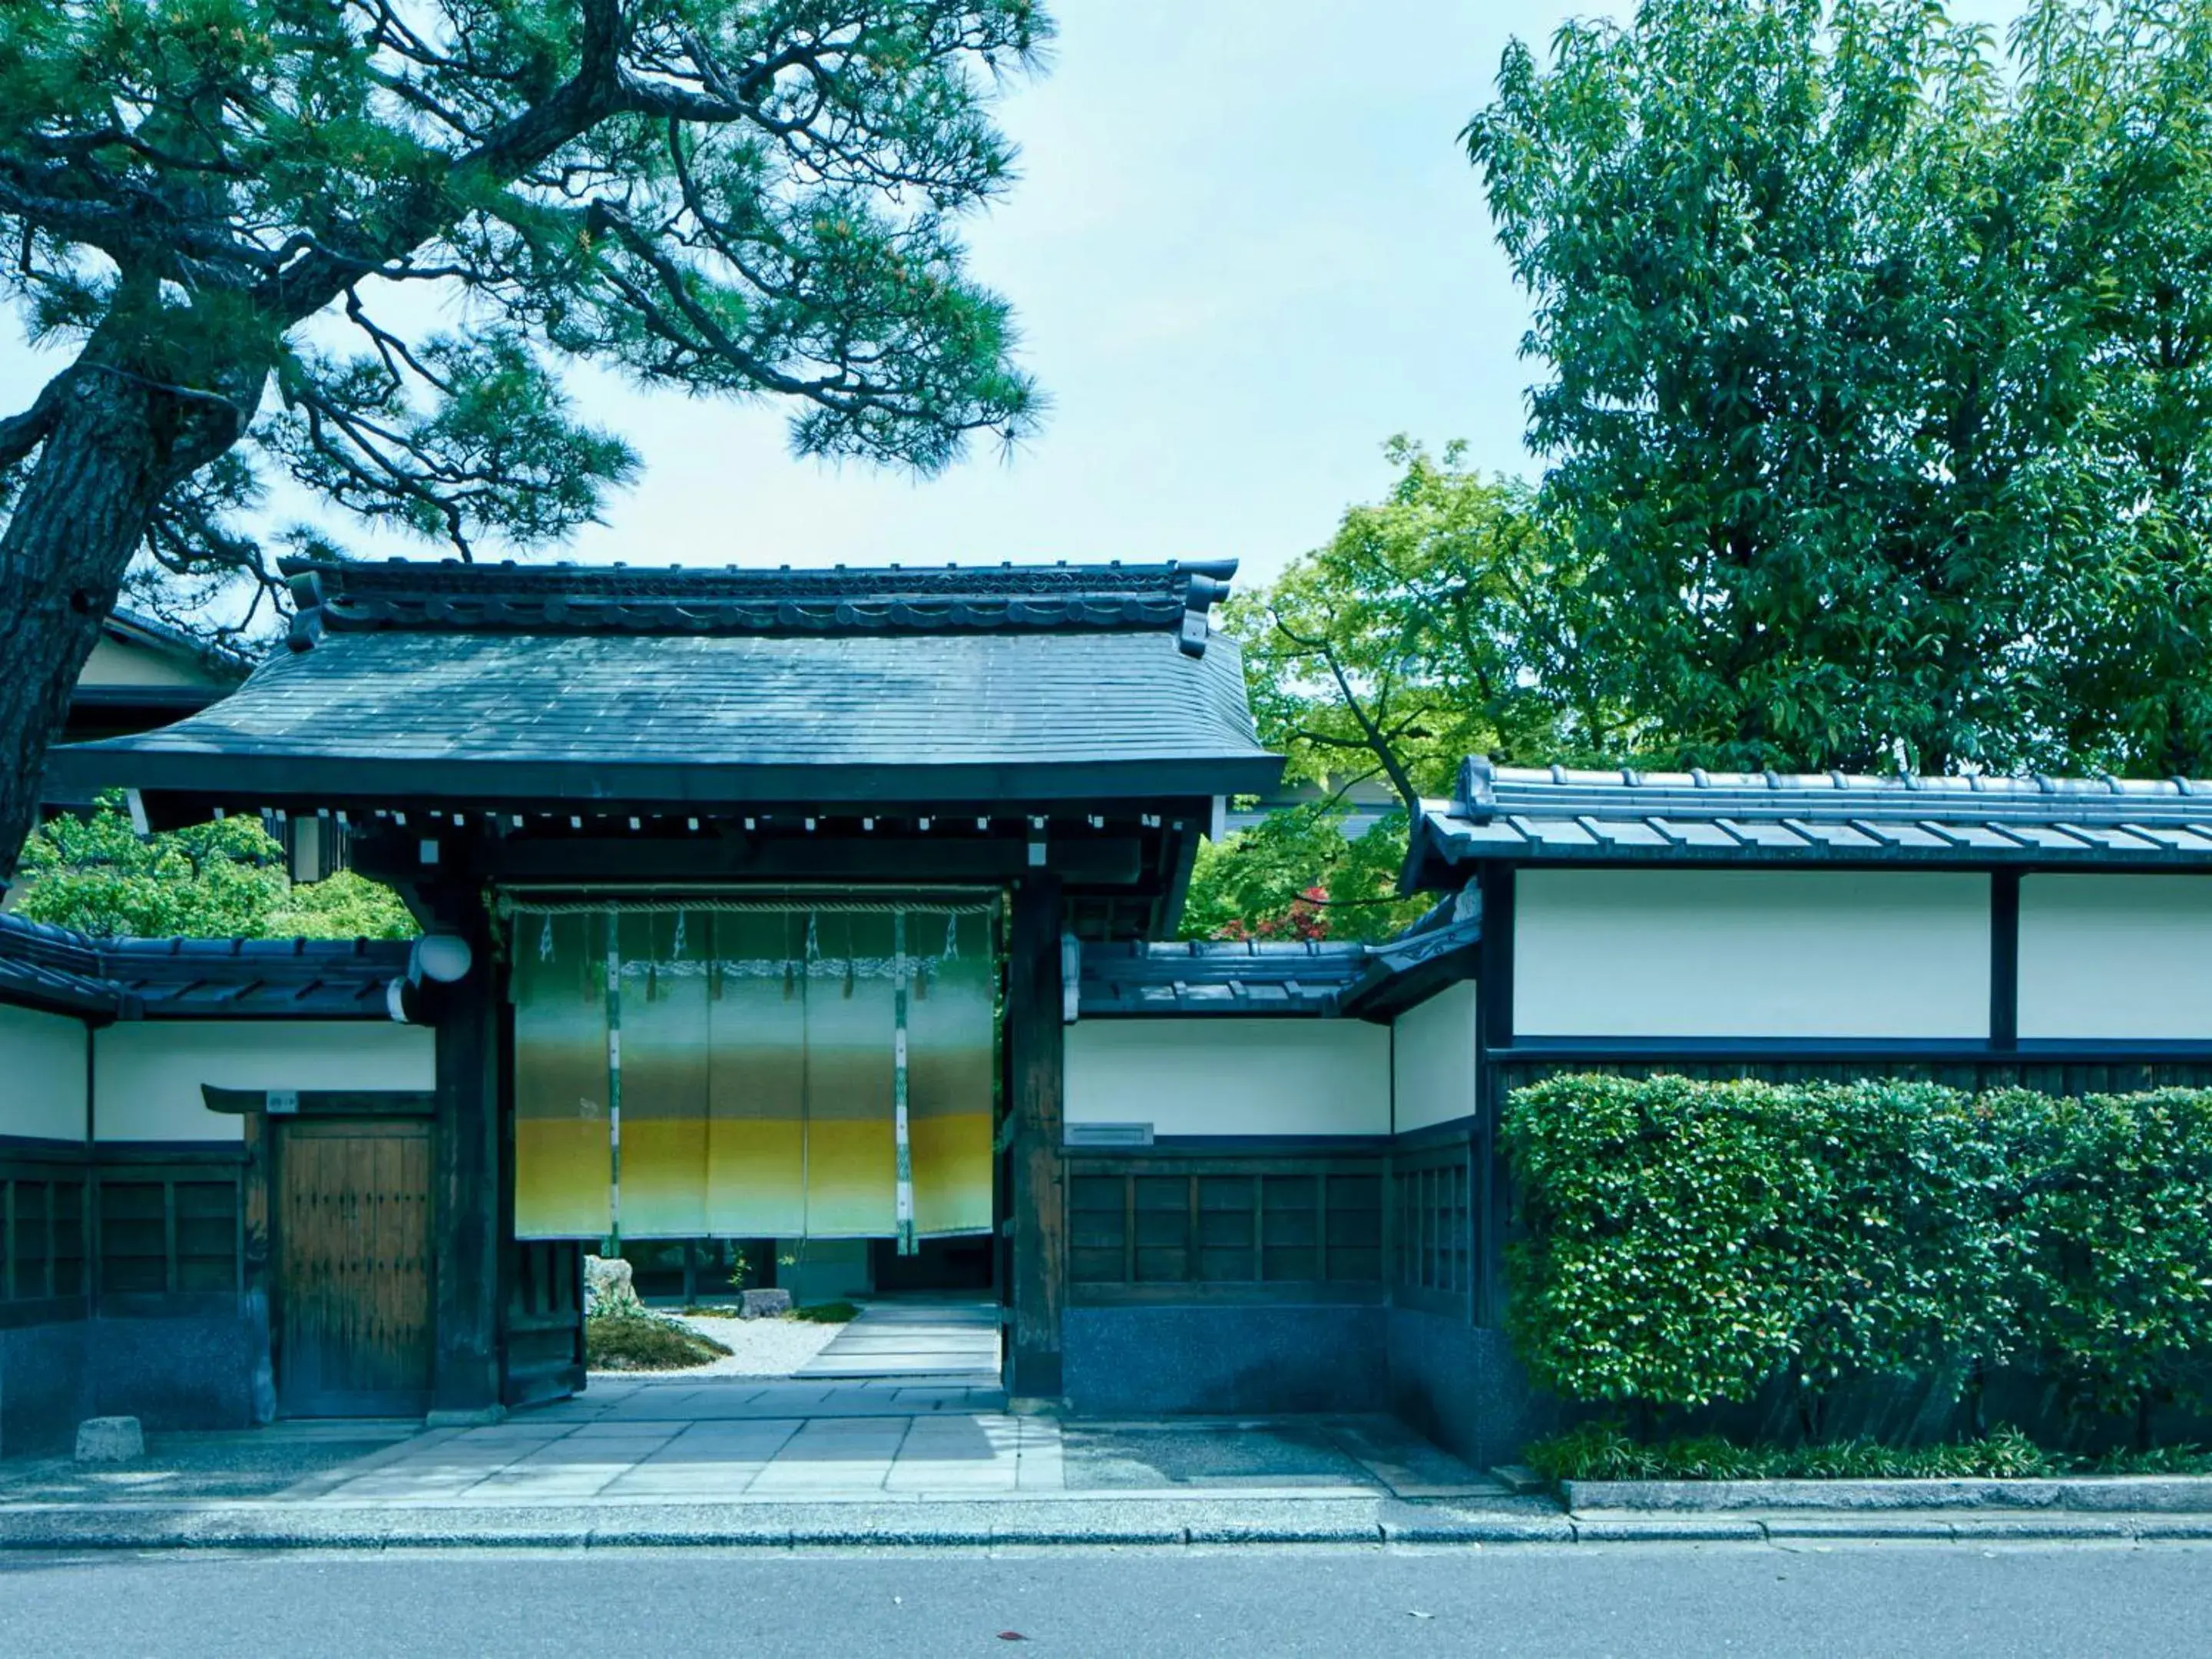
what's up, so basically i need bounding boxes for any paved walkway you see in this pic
[793,1295,1000,1382]
[286,1377,1493,1505]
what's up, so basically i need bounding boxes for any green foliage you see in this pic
[1195,440,1601,939]
[789,1300,861,1323]
[584,1311,733,1372]
[1505,1075,2212,1432]
[1178,802,1429,944]
[1505,1075,2015,1412]
[1466,0,2212,776]
[14,794,415,940]
[0,0,1048,621]
[2002,1088,2212,1420]
[1524,1422,2060,1483]
[2093,1443,2212,1475]
[1227,440,1606,806]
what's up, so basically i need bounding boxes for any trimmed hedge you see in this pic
[1505,1077,2212,1433]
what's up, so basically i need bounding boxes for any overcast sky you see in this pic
[4,1,2028,593]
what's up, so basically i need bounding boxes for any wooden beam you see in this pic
[427,882,502,1421]
[1472,863,1515,1329]
[1990,869,2021,1051]
[469,834,1149,887]
[1005,874,1067,1399]
[202,1088,436,1117]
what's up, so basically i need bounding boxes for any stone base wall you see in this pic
[0,1320,93,1456]
[1057,1301,1561,1467]
[1386,1307,1558,1469]
[0,1302,265,1455]
[1062,1305,1389,1416]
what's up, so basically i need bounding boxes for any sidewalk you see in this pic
[7,1383,2212,1551]
[0,1374,1556,1548]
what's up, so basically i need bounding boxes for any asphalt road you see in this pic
[2,1541,2204,1657]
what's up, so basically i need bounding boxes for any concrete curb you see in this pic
[1563,1475,2212,1514]
[5,1500,2212,1551]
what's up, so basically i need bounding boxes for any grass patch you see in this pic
[2091,1444,2212,1475]
[584,1313,733,1372]
[789,1300,861,1323]
[1525,1422,2061,1482]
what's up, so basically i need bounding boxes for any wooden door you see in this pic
[275,1118,433,1416]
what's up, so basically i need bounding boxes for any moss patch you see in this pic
[789,1300,862,1324]
[584,1313,733,1372]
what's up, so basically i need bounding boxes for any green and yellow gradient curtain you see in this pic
[508,901,997,1243]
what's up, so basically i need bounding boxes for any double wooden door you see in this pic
[274,1118,434,1417]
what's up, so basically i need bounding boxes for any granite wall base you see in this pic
[0,1301,264,1455]
[93,1307,263,1432]
[1387,1306,1557,1469]
[0,1318,93,1456]
[1062,1304,1389,1416]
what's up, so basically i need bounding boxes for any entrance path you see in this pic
[270,1386,1495,1507]
[793,1294,1000,1382]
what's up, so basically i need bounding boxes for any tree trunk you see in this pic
[0,356,255,883]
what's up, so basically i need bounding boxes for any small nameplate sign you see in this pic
[265,1090,300,1116]
[1065,1121,1154,1147]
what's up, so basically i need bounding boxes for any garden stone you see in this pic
[584,1255,635,1316]
[75,1417,144,1463]
[740,1288,793,1320]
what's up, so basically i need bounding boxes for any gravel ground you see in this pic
[586,1312,844,1379]
[0,1423,419,1505]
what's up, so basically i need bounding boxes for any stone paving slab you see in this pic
[793,1296,1000,1381]
[535,1379,1009,1419]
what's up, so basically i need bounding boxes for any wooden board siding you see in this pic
[274,1119,432,1416]
[1065,1154,1389,1304]
[502,1239,584,1409]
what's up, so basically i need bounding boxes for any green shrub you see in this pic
[1505,1075,2013,1415]
[1505,1075,2212,1438]
[2005,1088,2212,1423]
[584,1313,732,1372]
[2091,1444,2212,1475]
[789,1300,862,1323]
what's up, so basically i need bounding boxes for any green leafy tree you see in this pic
[0,1,1048,878]
[1466,0,2212,775]
[1184,439,1601,939]
[1177,801,1426,945]
[1232,439,1606,812]
[15,793,415,939]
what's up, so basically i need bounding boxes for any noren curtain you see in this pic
[510,902,997,1242]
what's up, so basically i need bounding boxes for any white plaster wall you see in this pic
[1392,981,1479,1132]
[1514,869,1991,1039]
[1065,1019,1390,1137]
[0,1004,90,1141]
[79,634,224,690]
[93,1022,435,1141]
[2018,874,2212,1040]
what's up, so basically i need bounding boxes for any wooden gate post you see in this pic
[430,900,502,1420]
[1006,875,1066,1399]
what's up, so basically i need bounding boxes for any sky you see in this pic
[571,0,1569,589]
[2,0,2032,595]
